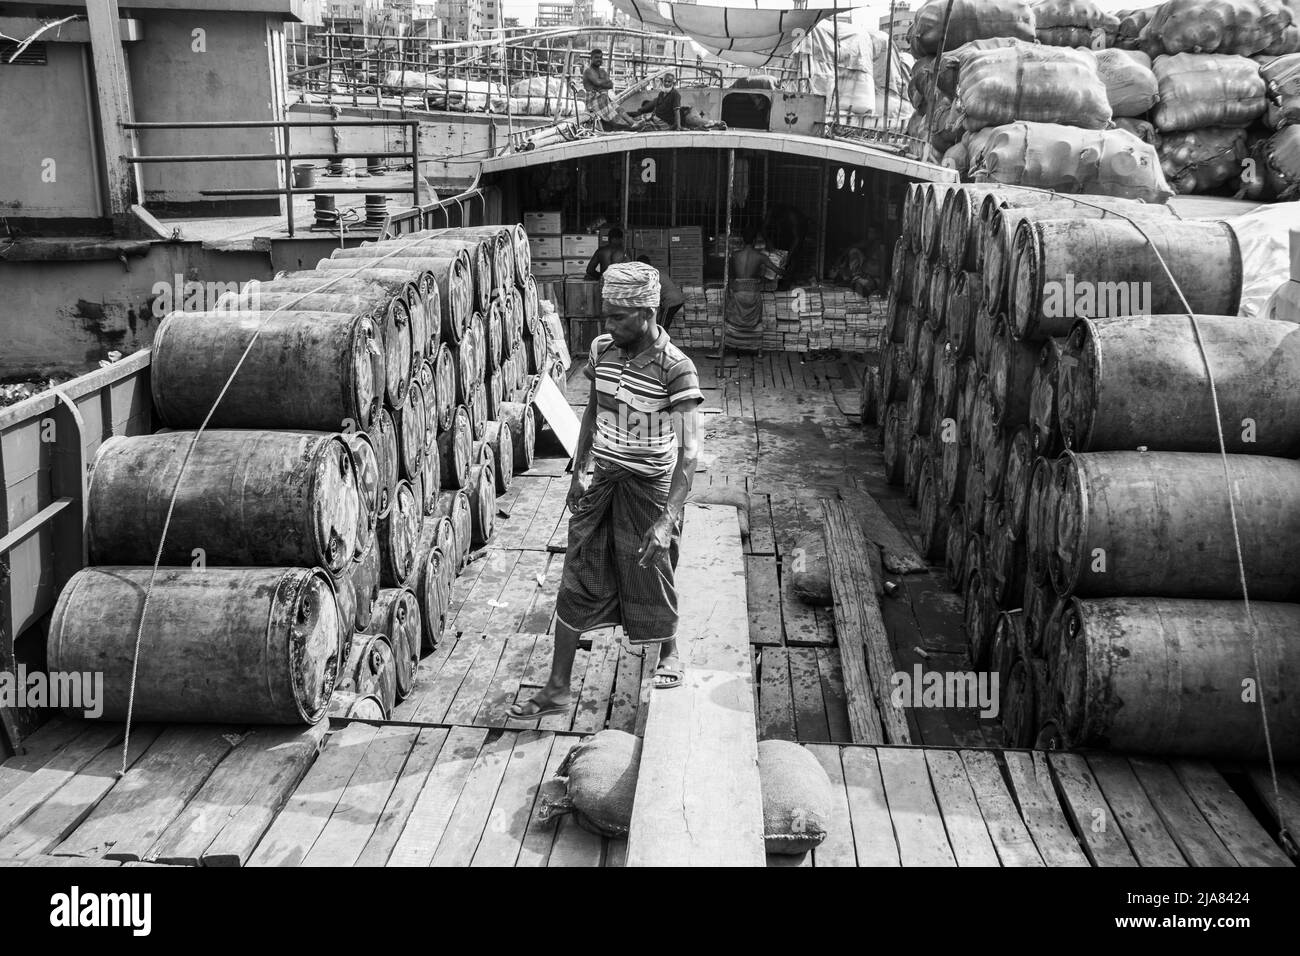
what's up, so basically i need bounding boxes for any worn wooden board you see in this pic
[1172,760,1293,868]
[1085,754,1187,868]
[840,747,900,866]
[520,478,569,551]
[399,633,478,723]
[757,648,795,741]
[491,477,549,550]
[745,487,776,556]
[571,630,619,734]
[356,727,450,867]
[875,747,956,866]
[454,550,521,634]
[1128,756,1237,868]
[807,745,857,867]
[815,648,853,744]
[925,749,1000,867]
[442,635,509,725]
[1246,767,1300,848]
[149,723,327,867]
[626,503,766,867]
[56,725,239,861]
[837,484,927,574]
[247,722,381,867]
[780,562,834,647]
[386,726,490,867]
[473,634,538,727]
[744,555,784,646]
[1002,750,1089,868]
[471,731,554,867]
[789,647,831,742]
[430,730,516,867]
[959,750,1043,867]
[515,736,568,868]
[822,499,898,744]
[1048,752,1139,868]
[0,724,123,840]
[607,639,647,735]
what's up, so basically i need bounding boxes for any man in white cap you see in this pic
[510,262,704,718]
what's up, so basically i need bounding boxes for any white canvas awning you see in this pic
[611,0,842,67]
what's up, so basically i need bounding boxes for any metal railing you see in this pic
[123,118,421,237]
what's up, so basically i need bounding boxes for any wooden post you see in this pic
[883,0,897,126]
[717,147,735,363]
[621,150,631,231]
[85,0,140,221]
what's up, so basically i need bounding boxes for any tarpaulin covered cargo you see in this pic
[957,45,1111,131]
[1151,53,1267,131]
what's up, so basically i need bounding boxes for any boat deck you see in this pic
[0,349,1295,866]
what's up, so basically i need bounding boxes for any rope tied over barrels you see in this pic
[118,231,464,777]
[1005,184,1294,855]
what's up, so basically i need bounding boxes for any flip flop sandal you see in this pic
[508,695,569,720]
[652,661,684,690]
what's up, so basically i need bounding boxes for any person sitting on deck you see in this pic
[718,223,782,356]
[637,254,686,330]
[629,73,683,131]
[508,262,705,720]
[585,227,629,279]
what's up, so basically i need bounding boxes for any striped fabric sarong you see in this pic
[555,461,681,645]
[724,277,764,351]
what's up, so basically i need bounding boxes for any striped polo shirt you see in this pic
[584,328,703,477]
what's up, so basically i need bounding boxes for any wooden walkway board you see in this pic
[627,503,767,867]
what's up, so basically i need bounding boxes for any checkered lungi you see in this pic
[554,460,681,645]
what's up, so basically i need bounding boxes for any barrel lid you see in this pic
[387,480,420,582]
[1057,321,1098,451]
[1051,452,1087,598]
[283,568,341,724]
[311,435,361,574]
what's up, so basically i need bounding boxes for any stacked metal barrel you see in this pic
[875,182,1300,759]
[47,224,557,725]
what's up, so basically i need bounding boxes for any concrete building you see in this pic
[436,0,483,37]
[878,1,915,45]
[536,1,573,28]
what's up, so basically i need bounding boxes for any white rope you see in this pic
[1007,184,1292,851]
[118,232,454,775]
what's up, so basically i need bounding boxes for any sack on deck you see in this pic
[935,37,1033,99]
[790,531,833,607]
[1115,6,1159,50]
[1152,53,1267,132]
[1158,127,1250,193]
[1111,116,1161,147]
[958,46,1112,131]
[909,0,1037,57]
[1094,48,1159,117]
[538,729,641,837]
[1033,0,1120,48]
[759,739,833,854]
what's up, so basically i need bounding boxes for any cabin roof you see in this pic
[479,130,959,183]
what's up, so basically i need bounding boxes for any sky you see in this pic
[500,0,1141,31]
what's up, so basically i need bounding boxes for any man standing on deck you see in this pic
[585,227,629,279]
[719,223,782,354]
[509,262,704,719]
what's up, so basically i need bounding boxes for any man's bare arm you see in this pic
[567,377,599,510]
[638,402,701,567]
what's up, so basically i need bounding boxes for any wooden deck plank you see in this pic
[386,726,490,867]
[806,744,857,867]
[0,726,163,861]
[745,488,776,556]
[1048,752,1139,867]
[516,735,567,867]
[789,646,831,742]
[744,555,784,646]
[148,723,327,867]
[301,725,420,867]
[403,634,479,723]
[454,550,522,634]
[1086,754,1188,868]
[538,646,589,733]
[780,566,833,646]
[815,648,853,744]
[355,727,450,867]
[1002,751,1090,868]
[1128,756,1238,868]
[959,750,1043,867]
[840,747,900,866]
[757,647,795,741]
[836,484,927,574]
[0,719,87,794]
[1246,767,1300,846]
[56,725,239,861]
[520,478,568,551]
[571,630,619,735]
[626,503,766,867]
[472,731,554,867]
[247,722,381,867]
[0,724,124,840]
[1172,760,1293,867]
[875,747,956,866]
[924,749,1000,867]
[822,499,898,743]
[607,639,647,736]
[505,634,554,731]
[441,634,509,725]
[547,505,570,552]
[430,730,516,867]
[491,476,548,550]
[487,550,551,633]
[519,553,560,633]
[446,552,490,622]
[473,634,538,728]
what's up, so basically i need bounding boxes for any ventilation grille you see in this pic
[0,41,48,65]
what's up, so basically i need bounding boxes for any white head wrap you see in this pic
[602,261,661,308]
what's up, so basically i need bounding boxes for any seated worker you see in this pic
[718,223,782,355]
[585,226,629,279]
[637,255,685,330]
[581,48,637,130]
[629,73,683,131]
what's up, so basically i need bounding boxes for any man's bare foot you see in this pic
[652,652,683,689]
[509,691,570,719]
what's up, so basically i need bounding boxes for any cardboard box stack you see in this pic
[673,285,887,353]
[668,226,704,287]
[633,228,669,270]
[524,210,563,279]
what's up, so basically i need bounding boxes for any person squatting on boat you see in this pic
[509,262,704,718]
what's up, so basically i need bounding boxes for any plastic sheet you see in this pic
[1140,0,1294,56]
[908,0,1037,57]
[1094,48,1158,116]
[1033,0,1119,48]
[1263,125,1300,196]
[958,45,1111,131]
[1158,127,1250,193]
[936,36,1036,98]
[1152,53,1267,131]
[974,120,1175,202]
[1262,51,1300,126]
[1225,200,1300,315]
